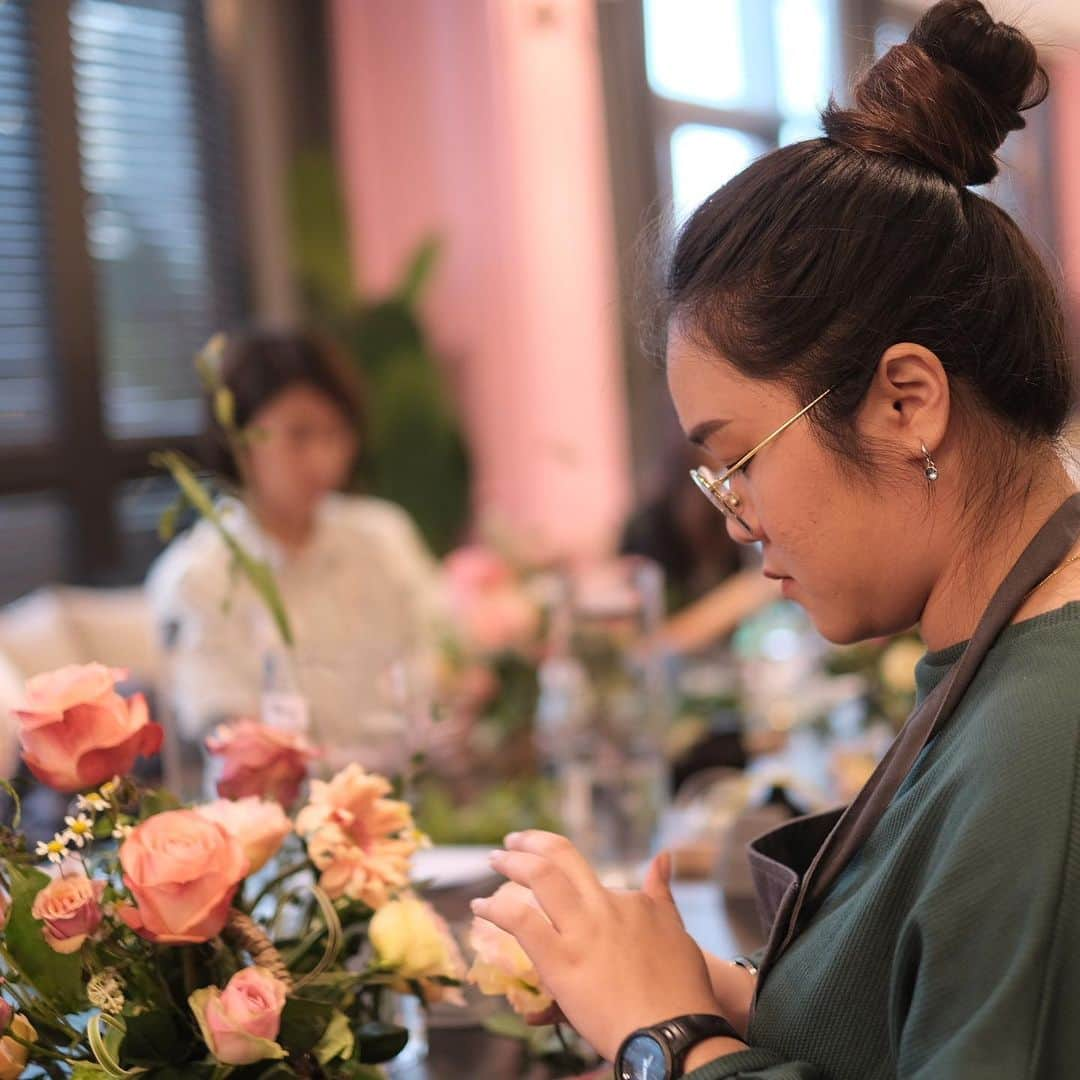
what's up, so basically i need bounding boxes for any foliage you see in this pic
[287,150,470,556]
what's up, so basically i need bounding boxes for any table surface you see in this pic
[389,875,765,1080]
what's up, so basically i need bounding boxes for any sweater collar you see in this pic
[914,600,1080,705]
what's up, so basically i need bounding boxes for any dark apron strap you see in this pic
[757,491,1080,987]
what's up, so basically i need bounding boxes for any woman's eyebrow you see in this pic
[687,418,730,446]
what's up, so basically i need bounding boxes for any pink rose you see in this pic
[189,966,287,1066]
[195,797,291,874]
[467,882,553,1016]
[444,546,514,592]
[31,873,105,954]
[295,764,419,908]
[206,720,318,806]
[15,664,163,793]
[443,547,539,655]
[117,810,249,944]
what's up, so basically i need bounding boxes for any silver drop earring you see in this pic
[920,440,938,482]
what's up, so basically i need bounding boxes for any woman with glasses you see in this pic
[473,3,1080,1078]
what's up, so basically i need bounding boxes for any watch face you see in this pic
[618,1033,670,1080]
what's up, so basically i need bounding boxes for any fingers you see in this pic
[642,849,675,905]
[489,849,583,932]
[470,888,561,962]
[503,831,604,899]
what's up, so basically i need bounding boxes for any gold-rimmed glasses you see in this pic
[690,386,834,531]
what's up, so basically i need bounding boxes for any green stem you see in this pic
[5,1030,85,1063]
[183,949,199,1000]
[247,859,311,913]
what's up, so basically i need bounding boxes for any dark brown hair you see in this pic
[664,0,1072,482]
[206,327,365,482]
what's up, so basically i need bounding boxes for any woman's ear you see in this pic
[858,342,950,457]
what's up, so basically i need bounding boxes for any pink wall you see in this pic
[329,0,631,560]
[1053,54,1080,321]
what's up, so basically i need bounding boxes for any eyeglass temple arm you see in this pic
[720,386,833,479]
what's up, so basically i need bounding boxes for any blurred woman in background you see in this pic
[147,327,440,772]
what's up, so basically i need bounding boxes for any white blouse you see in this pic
[145,494,443,768]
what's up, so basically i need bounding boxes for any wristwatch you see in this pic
[615,1013,741,1080]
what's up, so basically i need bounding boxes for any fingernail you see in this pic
[488,849,504,865]
[504,831,521,845]
[470,898,486,913]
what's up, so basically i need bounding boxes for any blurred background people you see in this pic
[146,328,441,771]
[621,444,781,654]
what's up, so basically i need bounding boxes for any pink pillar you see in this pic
[329,0,632,561]
[1053,54,1080,324]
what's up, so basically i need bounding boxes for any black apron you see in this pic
[746,492,1080,1012]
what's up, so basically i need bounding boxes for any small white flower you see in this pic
[63,814,95,849]
[35,835,69,864]
[99,777,121,798]
[111,823,133,841]
[77,793,109,813]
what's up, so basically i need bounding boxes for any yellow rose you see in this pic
[370,896,466,1004]
[0,1015,36,1079]
[466,883,553,1016]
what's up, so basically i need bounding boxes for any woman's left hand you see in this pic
[471,830,736,1061]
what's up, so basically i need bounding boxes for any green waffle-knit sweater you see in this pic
[686,602,1080,1079]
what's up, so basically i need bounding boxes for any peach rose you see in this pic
[467,883,553,1016]
[296,764,419,909]
[206,720,318,806]
[0,1014,34,1079]
[195,797,290,874]
[370,895,466,1005]
[117,810,249,944]
[189,966,287,1066]
[15,664,163,793]
[31,873,105,954]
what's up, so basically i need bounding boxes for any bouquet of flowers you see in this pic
[0,663,464,1079]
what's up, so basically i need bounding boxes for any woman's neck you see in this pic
[920,457,1079,651]
[246,497,316,554]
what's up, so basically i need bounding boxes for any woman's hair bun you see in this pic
[822,0,1048,186]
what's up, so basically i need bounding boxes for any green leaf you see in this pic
[150,451,294,648]
[313,1009,354,1065]
[395,235,440,306]
[354,1021,408,1064]
[5,864,86,1013]
[71,1065,111,1079]
[277,997,333,1054]
[139,789,183,819]
[121,1010,186,1067]
[213,387,236,432]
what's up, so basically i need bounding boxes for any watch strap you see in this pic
[617,1013,741,1080]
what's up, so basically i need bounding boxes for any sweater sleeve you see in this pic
[683,1048,825,1078]
[689,690,1080,1080]
[889,714,1080,1079]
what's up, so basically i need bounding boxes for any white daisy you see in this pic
[77,793,109,813]
[63,814,95,849]
[35,835,68,864]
